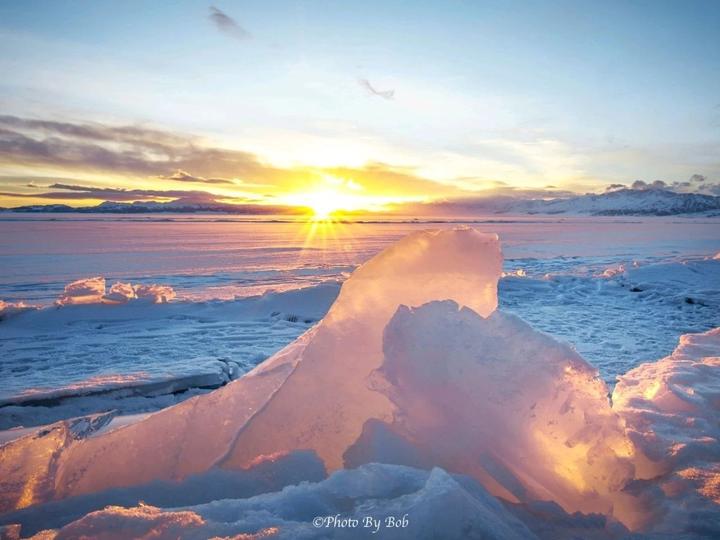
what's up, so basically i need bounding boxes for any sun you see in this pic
[285,187,363,220]
[280,176,400,220]
[307,189,347,220]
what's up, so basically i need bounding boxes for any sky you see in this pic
[1,0,719,210]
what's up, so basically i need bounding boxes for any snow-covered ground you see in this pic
[501,255,720,380]
[0,228,718,539]
[0,284,339,430]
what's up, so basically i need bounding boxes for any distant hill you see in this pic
[516,188,720,216]
[412,188,720,217]
[2,188,719,216]
[0,199,306,215]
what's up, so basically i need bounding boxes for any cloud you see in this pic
[158,169,235,185]
[0,115,275,181]
[358,79,395,100]
[318,162,461,198]
[209,6,250,40]
[394,192,569,216]
[3,114,718,212]
[0,183,313,214]
[630,179,667,191]
[0,115,188,149]
[605,174,720,196]
[0,183,226,203]
[0,116,465,205]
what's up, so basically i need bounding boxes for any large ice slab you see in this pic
[221,228,502,472]
[355,302,635,519]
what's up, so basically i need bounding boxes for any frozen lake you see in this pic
[1,214,719,430]
[1,213,718,302]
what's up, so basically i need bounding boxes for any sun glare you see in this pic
[307,190,345,220]
[285,186,367,221]
[280,175,411,220]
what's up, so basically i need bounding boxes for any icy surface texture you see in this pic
[613,327,720,535]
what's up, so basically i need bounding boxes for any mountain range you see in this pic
[2,188,719,217]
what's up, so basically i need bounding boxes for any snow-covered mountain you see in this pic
[1,199,302,215]
[413,188,720,216]
[517,188,720,216]
[2,188,719,216]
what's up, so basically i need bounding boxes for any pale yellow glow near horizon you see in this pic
[278,175,421,219]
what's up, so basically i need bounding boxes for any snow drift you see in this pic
[0,300,35,320]
[612,327,720,534]
[1,228,718,538]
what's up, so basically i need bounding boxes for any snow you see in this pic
[612,327,720,535]
[9,462,611,539]
[0,227,718,538]
[3,252,718,432]
[0,228,500,507]
[0,301,36,321]
[0,283,340,429]
[55,277,176,306]
[71,466,535,540]
[55,277,106,306]
[103,281,137,303]
[501,255,720,384]
[133,284,176,303]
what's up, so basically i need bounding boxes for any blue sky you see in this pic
[1,0,719,207]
